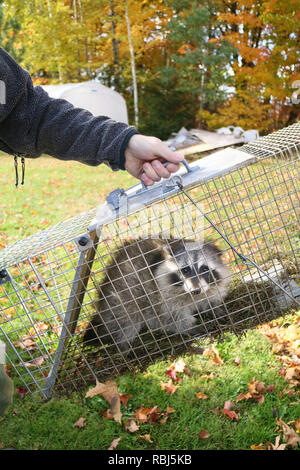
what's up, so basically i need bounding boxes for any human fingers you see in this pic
[153,140,184,164]
[165,163,181,173]
[141,172,154,186]
[142,162,163,182]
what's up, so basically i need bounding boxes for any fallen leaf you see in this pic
[250,443,265,450]
[199,372,216,380]
[265,435,286,450]
[183,366,193,377]
[166,406,175,414]
[16,386,29,399]
[293,418,300,433]
[134,406,161,424]
[24,356,45,368]
[86,380,121,423]
[160,406,175,424]
[222,401,238,421]
[195,392,208,400]
[134,407,150,424]
[160,379,179,394]
[276,418,300,448]
[15,337,36,351]
[234,356,241,366]
[138,434,153,443]
[108,437,121,450]
[198,429,210,439]
[236,392,252,402]
[203,345,224,365]
[73,417,86,428]
[125,419,139,433]
[165,358,186,382]
[119,394,132,408]
[172,358,186,373]
[99,409,113,420]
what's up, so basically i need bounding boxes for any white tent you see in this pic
[41,80,128,124]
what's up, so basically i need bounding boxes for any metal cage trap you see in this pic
[0,123,299,399]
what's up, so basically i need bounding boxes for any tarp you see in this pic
[41,80,128,124]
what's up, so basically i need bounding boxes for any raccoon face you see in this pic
[168,252,221,295]
[154,240,229,298]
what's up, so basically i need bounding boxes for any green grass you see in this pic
[0,327,299,450]
[0,154,136,244]
[0,153,299,450]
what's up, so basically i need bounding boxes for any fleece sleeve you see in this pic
[0,48,138,170]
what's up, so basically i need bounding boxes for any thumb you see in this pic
[155,141,184,164]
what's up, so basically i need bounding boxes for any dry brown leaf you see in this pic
[173,358,186,373]
[119,394,132,408]
[183,366,193,377]
[160,379,179,394]
[203,345,224,365]
[293,417,300,432]
[276,418,300,448]
[265,435,286,450]
[15,337,36,351]
[138,434,153,443]
[198,429,210,439]
[250,443,265,450]
[73,417,86,428]
[222,401,239,421]
[236,392,252,402]
[234,356,241,366]
[195,392,208,400]
[24,356,45,368]
[125,419,139,433]
[134,406,161,424]
[166,406,175,414]
[108,437,121,450]
[134,407,150,424]
[86,380,122,423]
[199,372,216,380]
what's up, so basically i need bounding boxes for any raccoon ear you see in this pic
[151,239,172,259]
[204,242,223,257]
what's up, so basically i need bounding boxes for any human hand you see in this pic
[124,134,184,186]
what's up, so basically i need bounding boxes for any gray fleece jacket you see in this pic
[0,48,138,173]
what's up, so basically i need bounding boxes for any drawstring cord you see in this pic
[14,155,25,187]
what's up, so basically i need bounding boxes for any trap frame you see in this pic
[0,122,299,399]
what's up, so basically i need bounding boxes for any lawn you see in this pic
[0,153,299,450]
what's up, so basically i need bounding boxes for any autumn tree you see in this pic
[1,0,298,134]
[202,0,300,133]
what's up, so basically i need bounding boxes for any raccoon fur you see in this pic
[83,238,231,353]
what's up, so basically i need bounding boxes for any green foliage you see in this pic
[0,0,24,61]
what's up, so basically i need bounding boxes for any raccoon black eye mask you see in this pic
[83,237,231,353]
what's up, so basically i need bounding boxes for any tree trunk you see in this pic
[124,0,139,128]
[110,0,121,92]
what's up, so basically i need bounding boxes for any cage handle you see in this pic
[140,158,193,191]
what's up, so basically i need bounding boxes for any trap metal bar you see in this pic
[0,123,299,399]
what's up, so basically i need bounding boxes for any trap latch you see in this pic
[105,158,198,210]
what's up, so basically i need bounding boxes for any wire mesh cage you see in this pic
[0,123,299,399]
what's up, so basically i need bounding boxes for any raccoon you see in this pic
[83,238,231,353]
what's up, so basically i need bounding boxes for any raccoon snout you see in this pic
[191,288,202,295]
